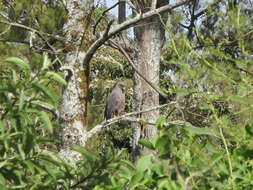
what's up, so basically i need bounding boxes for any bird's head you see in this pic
[116,81,126,90]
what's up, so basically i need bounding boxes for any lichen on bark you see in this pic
[58,0,93,162]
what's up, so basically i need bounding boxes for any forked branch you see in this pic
[82,0,190,69]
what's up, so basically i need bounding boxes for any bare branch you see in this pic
[83,0,190,70]
[32,101,59,119]
[0,11,10,21]
[0,38,29,45]
[93,1,120,35]
[0,21,71,43]
[125,0,137,12]
[103,20,114,38]
[184,170,204,190]
[84,102,177,142]
[0,25,10,36]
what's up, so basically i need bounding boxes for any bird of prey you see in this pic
[104,81,126,120]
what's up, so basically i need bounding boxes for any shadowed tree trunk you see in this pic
[132,0,169,158]
[58,0,93,162]
[118,0,126,24]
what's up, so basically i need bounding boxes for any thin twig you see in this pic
[93,1,120,35]
[0,25,10,36]
[0,11,10,21]
[0,39,29,45]
[82,0,190,71]
[126,0,137,12]
[31,101,59,119]
[184,170,205,190]
[0,21,71,43]
[103,20,114,38]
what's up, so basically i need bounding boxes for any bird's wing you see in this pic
[108,90,121,108]
[118,92,125,114]
[104,89,122,119]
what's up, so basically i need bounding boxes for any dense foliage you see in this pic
[1,53,253,189]
[1,0,253,189]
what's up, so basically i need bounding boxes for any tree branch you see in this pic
[31,101,59,119]
[93,1,120,35]
[0,21,71,43]
[0,38,61,55]
[84,102,177,143]
[103,20,114,38]
[0,38,29,45]
[82,0,190,70]
[125,0,137,12]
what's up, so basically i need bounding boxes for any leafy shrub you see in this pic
[0,56,71,189]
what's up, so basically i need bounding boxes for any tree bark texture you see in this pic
[132,0,168,158]
[58,0,93,162]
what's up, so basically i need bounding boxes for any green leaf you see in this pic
[24,160,36,175]
[0,173,6,186]
[0,160,8,169]
[12,70,17,84]
[120,160,135,170]
[31,101,55,110]
[45,71,67,86]
[185,125,217,137]
[18,88,25,111]
[177,88,196,97]
[73,146,97,162]
[32,83,57,104]
[136,155,152,172]
[38,111,53,134]
[154,135,170,149]
[38,152,63,167]
[157,178,170,188]
[205,142,221,154]
[130,171,144,187]
[158,150,171,159]
[138,139,155,150]
[245,121,253,136]
[18,144,26,160]
[0,121,4,134]
[229,95,250,105]
[24,130,34,154]
[4,57,31,74]
[110,176,117,186]
[152,161,164,176]
[155,117,166,128]
[177,88,191,96]
[0,184,7,190]
[119,165,133,179]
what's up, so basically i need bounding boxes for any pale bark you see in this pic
[58,0,92,162]
[132,0,169,158]
[82,0,188,67]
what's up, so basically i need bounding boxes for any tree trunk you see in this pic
[132,0,168,158]
[118,0,126,24]
[58,0,93,162]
